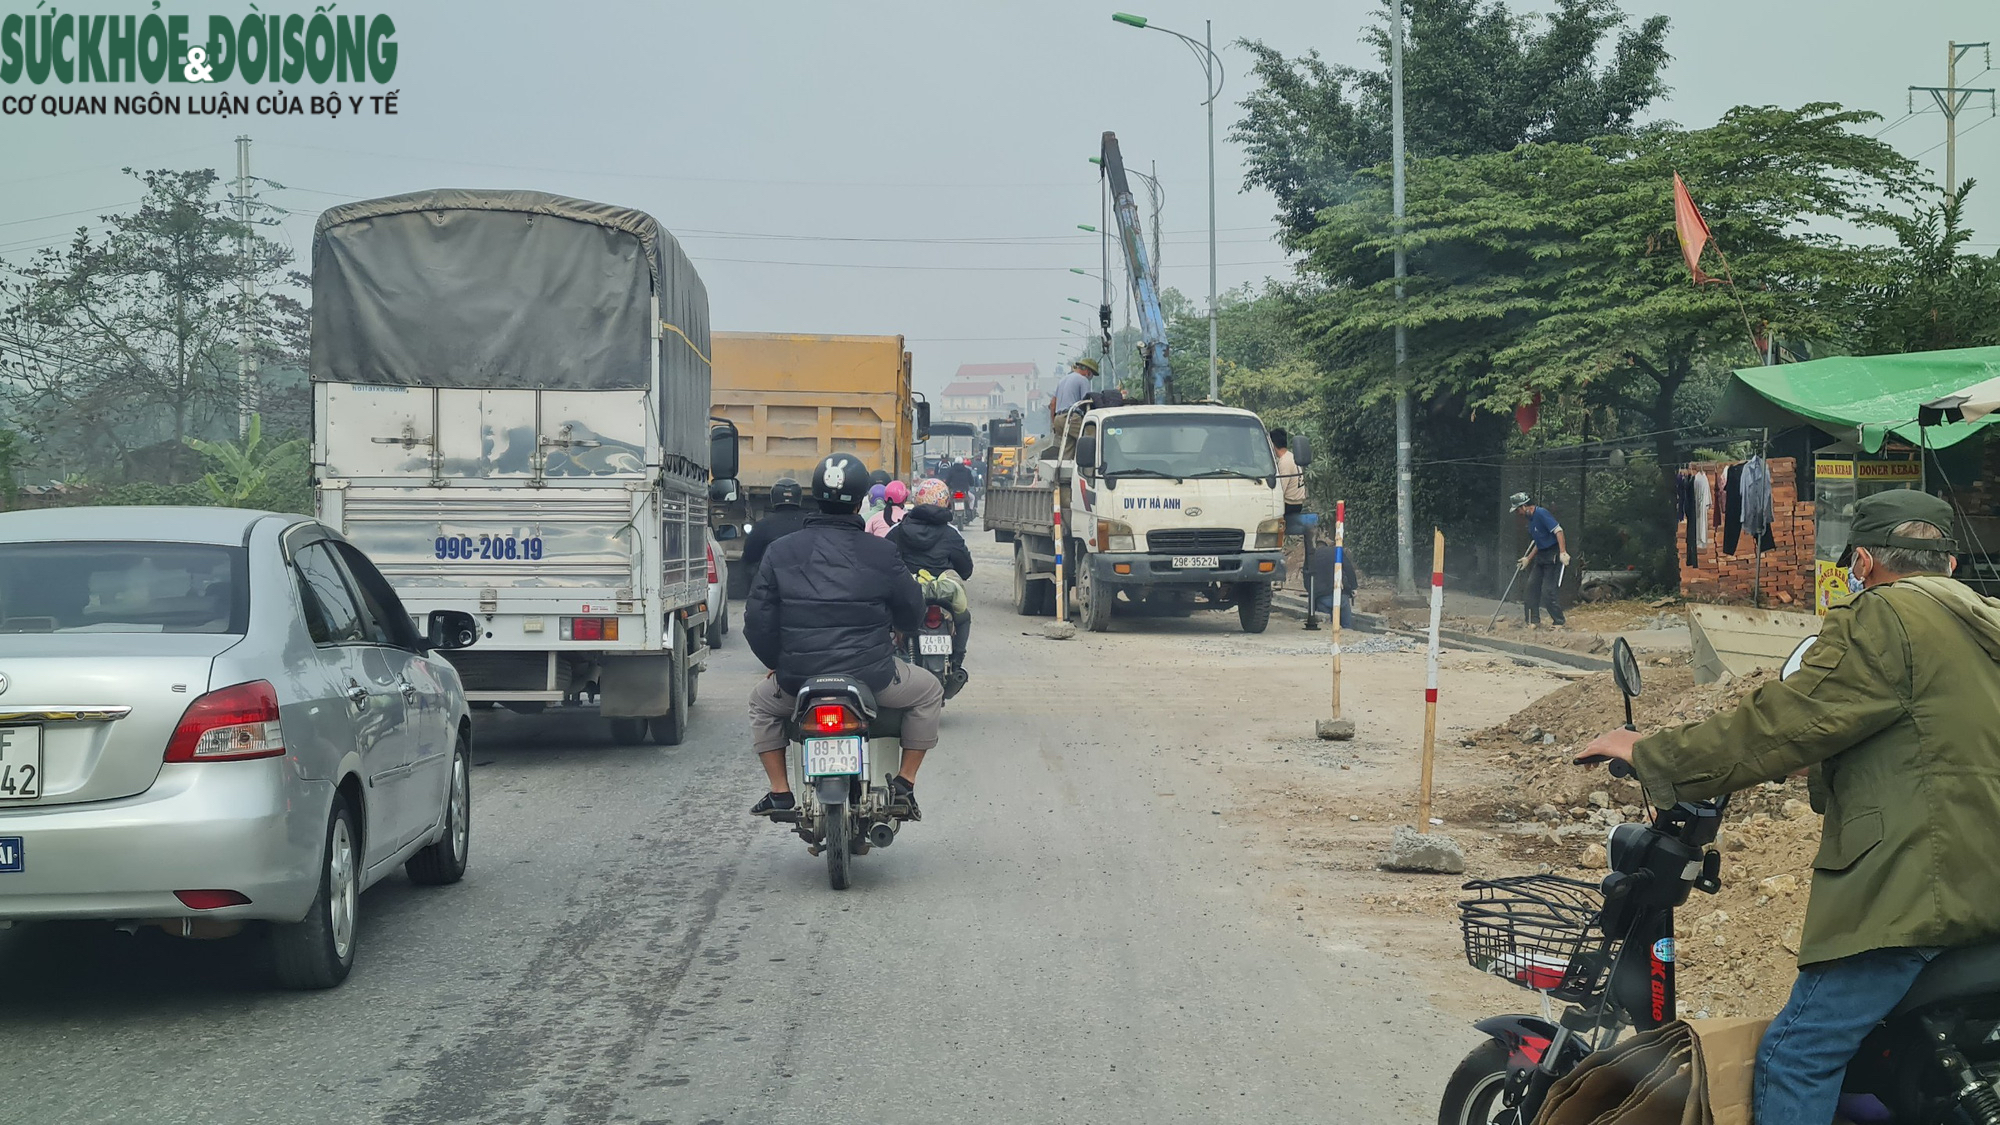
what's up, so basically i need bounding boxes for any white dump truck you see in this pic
[982,404,1300,632]
[310,190,736,745]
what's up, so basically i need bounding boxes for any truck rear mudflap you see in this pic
[1091,552,1285,587]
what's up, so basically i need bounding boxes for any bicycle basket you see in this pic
[1459,874,1605,1000]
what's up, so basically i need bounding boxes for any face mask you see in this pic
[1846,572,1865,596]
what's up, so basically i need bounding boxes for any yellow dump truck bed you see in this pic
[711,331,913,489]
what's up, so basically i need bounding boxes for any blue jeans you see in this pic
[1314,593,1354,629]
[1754,947,1936,1125]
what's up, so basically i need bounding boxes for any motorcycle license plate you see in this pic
[804,737,863,777]
[1172,555,1219,569]
[918,634,952,655]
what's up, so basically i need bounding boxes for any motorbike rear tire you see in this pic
[824,802,852,891]
[1437,1040,1519,1125]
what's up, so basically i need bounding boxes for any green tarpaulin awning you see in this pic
[1714,346,2000,452]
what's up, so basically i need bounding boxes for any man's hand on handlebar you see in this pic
[1577,727,1642,768]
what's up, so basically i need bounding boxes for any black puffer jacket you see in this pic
[887,505,974,578]
[745,513,924,694]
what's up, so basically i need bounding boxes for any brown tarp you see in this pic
[311,189,712,473]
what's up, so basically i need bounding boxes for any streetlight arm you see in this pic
[1115,15,1224,103]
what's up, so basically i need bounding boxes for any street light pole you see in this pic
[1391,1,1415,598]
[1113,12,1223,402]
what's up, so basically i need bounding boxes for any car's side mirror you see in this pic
[1074,435,1097,469]
[1290,433,1314,469]
[709,419,740,482]
[713,524,740,542]
[428,610,480,651]
[709,478,739,503]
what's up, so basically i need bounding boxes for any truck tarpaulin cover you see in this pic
[311,189,712,472]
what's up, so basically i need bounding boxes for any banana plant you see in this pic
[185,415,305,507]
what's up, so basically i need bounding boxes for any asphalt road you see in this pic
[1,538,1475,1124]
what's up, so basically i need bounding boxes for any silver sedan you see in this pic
[0,507,479,988]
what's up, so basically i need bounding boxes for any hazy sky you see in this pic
[3,0,1994,397]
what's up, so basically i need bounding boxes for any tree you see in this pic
[185,413,307,508]
[1234,0,1671,241]
[1293,104,1920,477]
[0,168,297,483]
[1838,183,2000,355]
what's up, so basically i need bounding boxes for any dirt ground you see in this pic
[1225,637,1820,1023]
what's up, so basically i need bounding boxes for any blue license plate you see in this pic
[0,837,21,873]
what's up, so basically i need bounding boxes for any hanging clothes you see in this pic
[1722,463,1745,555]
[1692,471,1713,551]
[1678,471,1698,567]
[1742,456,1774,550]
[1711,470,1725,531]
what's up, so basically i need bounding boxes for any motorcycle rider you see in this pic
[944,459,977,510]
[888,477,975,670]
[737,476,809,578]
[744,454,945,821]
[1580,490,2000,1125]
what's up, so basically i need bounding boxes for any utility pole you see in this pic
[1392,2,1414,597]
[1205,18,1219,403]
[1910,41,1994,205]
[234,134,256,439]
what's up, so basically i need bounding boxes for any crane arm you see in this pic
[1102,132,1172,404]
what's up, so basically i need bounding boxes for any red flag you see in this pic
[1673,173,1714,285]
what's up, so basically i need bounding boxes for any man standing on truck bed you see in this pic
[1049,358,1096,459]
[745,454,945,821]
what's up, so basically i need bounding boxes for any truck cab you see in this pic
[987,405,1290,632]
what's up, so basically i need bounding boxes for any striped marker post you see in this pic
[1418,529,1444,828]
[1330,500,1345,719]
[1052,488,1068,624]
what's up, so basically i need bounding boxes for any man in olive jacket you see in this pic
[1582,490,2000,1125]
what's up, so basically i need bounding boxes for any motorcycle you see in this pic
[1438,636,2000,1125]
[768,675,914,890]
[902,601,967,701]
[950,490,973,527]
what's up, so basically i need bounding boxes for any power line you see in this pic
[687,255,1293,272]
[0,202,142,229]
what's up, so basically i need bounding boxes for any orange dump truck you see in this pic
[710,332,916,596]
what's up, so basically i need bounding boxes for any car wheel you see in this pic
[269,795,361,990]
[406,733,471,886]
[707,611,724,650]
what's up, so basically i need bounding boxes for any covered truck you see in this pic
[310,189,735,745]
[983,405,1293,633]
[709,331,916,596]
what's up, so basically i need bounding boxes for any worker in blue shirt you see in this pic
[1509,492,1570,628]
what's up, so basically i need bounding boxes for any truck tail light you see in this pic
[706,543,719,584]
[811,704,863,734]
[164,680,286,763]
[561,617,620,641]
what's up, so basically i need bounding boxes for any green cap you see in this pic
[1837,489,1959,567]
[1506,492,1532,511]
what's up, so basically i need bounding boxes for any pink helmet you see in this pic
[885,480,910,505]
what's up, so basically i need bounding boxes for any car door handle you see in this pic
[347,683,370,707]
[399,680,418,702]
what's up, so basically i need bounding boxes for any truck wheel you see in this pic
[1237,582,1274,634]
[1078,564,1114,633]
[649,646,689,746]
[1013,541,1048,616]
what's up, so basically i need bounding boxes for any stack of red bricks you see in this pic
[1677,457,1816,607]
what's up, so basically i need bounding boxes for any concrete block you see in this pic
[1316,718,1357,741]
[1377,824,1466,875]
[1041,621,1077,640]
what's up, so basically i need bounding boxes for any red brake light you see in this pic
[164,681,285,763]
[562,616,618,641]
[923,605,945,629]
[954,491,966,500]
[812,704,856,733]
[706,543,719,584]
[174,889,252,910]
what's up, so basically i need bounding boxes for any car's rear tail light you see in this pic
[174,889,251,910]
[923,605,945,629]
[164,680,285,763]
[706,543,719,584]
[811,704,862,733]
[561,616,619,641]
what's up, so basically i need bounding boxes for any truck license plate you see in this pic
[918,634,952,655]
[0,726,42,800]
[1172,555,1219,569]
[804,737,864,777]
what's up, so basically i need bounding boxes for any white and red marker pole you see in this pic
[1418,528,1444,828]
[1052,487,1068,624]
[1330,500,1345,719]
